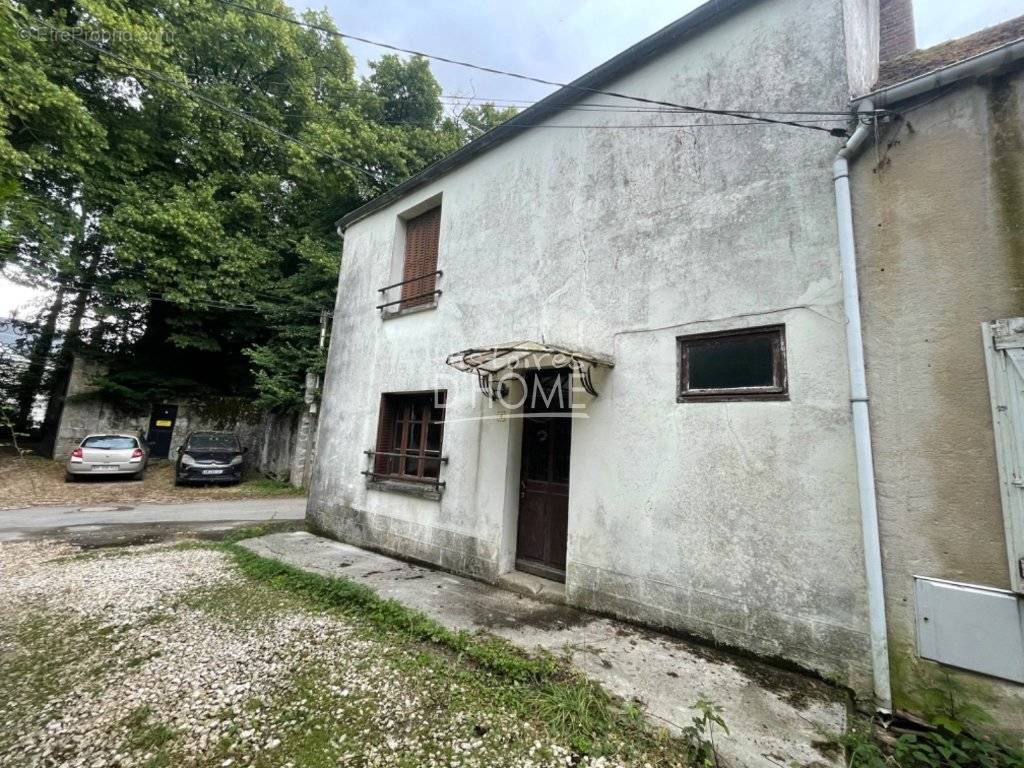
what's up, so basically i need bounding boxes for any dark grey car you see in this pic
[174,431,246,485]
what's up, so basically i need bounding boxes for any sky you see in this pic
[2,0,1022,317]
[297,0,1024,103]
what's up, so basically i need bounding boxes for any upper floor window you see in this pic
[677,325,788,401]
[399,206,441,311]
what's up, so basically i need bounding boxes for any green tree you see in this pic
[1,0,466,428]
[363,54,443,129]
[458,102,520,136]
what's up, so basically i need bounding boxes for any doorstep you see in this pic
[497,569,567,605]
[239,531,848,768]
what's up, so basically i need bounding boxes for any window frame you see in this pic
[398,205,442,312]
[676,325,788,402]
[372,390,447,485]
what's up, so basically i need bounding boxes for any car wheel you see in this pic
[173,477,184,487]
[64,471,77,483]
[132,471,144,481]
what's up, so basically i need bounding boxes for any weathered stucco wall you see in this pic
[851,70,1024,730]
[311,0,875,695]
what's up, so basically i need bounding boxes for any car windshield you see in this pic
[83,436,137,450]
[187,434,239,451]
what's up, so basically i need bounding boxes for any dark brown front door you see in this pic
[516,371,571,582]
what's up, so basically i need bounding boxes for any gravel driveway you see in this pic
[0,454,304,510]
[0,540,693,768]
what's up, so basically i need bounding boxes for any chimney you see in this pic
[879,0,916,60]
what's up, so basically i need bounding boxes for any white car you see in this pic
[65,434,149,481]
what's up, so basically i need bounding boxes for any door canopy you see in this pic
[445,341,614,398]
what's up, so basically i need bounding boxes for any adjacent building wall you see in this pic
[851,70,1024,730]
[311,0,878,696]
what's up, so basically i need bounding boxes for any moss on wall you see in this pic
[988,72,1024,312]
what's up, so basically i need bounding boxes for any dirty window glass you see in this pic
[83,436,138,449]
[678,326,787,400]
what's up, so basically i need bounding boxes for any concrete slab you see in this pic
[241,531,848,768]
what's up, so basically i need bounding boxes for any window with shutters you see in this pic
[677,325,788,401]
[982,318,1024,594]
[371,391,447,484]
[398,206,442,311]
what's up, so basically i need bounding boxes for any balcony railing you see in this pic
[376,270,443,312]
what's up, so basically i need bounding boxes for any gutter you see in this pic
[832,99,893,714]
[857,37,1024,108]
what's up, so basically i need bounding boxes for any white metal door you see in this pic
[982,318,1024,594]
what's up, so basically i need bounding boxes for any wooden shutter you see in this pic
[983,318,1024,593]
[373,395,397,475]
[400,207,441,309]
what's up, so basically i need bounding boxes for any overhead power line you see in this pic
[439,95,859,117]
[213,0,854,136]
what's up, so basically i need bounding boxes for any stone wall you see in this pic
[53,356,316,486]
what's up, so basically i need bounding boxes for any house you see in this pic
[848,13,1024,730]
[308,0,1024,728]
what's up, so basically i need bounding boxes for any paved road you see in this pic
[0,497,307,546]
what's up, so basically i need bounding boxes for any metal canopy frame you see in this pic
[445,341,614,399]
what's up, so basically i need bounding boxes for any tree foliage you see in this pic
[1,0,516,419]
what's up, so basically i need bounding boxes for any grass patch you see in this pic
[221,543,556,683]
[237,476,306,497]
[123,706,176,750]
[215,542,685,762]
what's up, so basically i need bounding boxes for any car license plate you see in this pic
[202,469,223,475]
[92,464,119,471]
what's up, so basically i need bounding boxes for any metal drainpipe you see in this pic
[833,99,893,714]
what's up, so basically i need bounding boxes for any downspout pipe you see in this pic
[833,99,893,715]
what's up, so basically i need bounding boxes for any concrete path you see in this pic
[0,498,306,546]
[241,531,848,768]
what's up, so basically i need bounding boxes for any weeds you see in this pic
[838,676,1024,768]
[679,695,729,767]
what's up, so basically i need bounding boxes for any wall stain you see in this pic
[988,72,1024,311]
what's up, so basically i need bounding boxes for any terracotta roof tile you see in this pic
[874,14,1024,90]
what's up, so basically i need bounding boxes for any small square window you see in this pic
[677,325,788,401]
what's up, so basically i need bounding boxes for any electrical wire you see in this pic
[439,95,863,117]
[212,0,854,136]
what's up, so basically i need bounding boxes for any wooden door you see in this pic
[516,372,571,581]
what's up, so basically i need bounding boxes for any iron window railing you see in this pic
[376,270,443,311]
[361,449,447,492]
